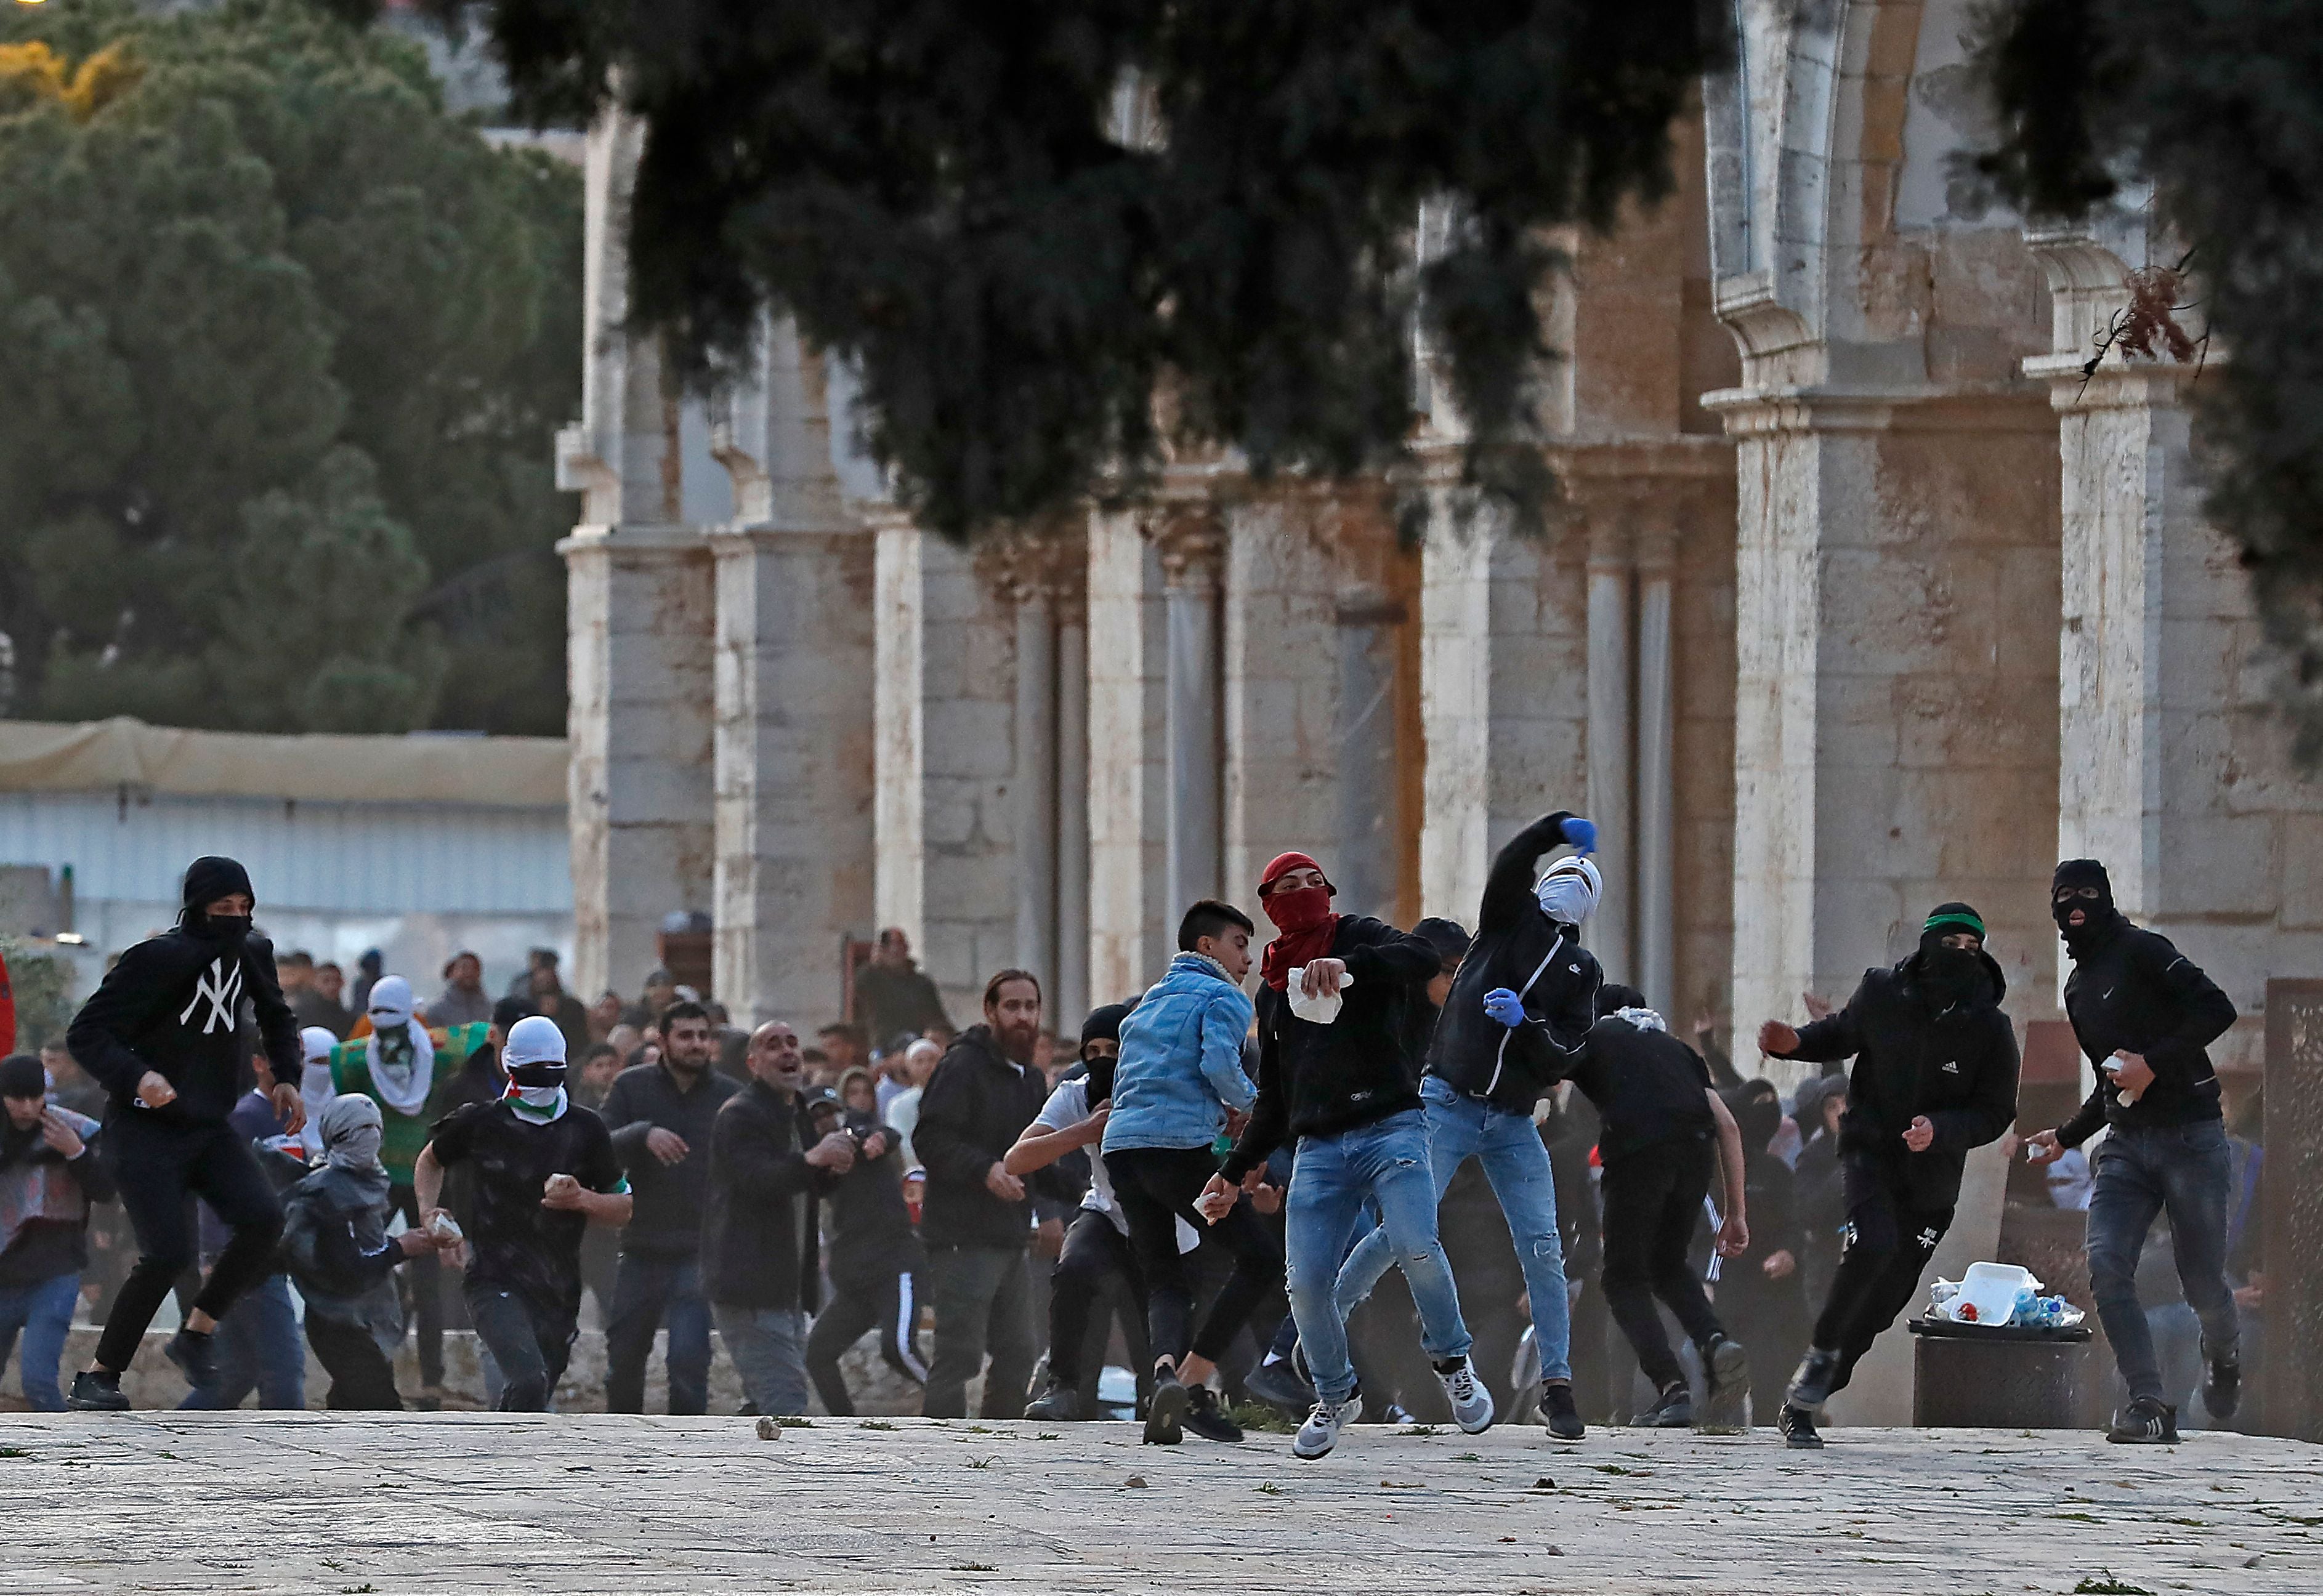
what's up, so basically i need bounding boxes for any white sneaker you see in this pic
[1293,1394,1364,1460]
[1434,1355,1497,1434]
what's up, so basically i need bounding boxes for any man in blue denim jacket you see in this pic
[1102,899,1278,1446]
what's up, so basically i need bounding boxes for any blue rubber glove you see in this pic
[1482,988,1526,1027]
[1560,815,1598,855]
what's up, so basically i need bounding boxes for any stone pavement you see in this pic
[1,1414,2317,1595]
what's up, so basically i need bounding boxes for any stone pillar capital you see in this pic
[974,520,1088,613]
[1151,506,1225,587]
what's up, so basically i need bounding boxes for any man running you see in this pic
[1102,906,1279,1444]
[2024,859,2241,1443]
[1015,1004,1145,1422]
[415,1016,630,1411]
[1211,853,1490,1460]
[64,856,306,1411]
[1337,810,1602,1440]
[1757,902,2019,1448]
[329,975,488,1408]
[1567,984,1751,1427]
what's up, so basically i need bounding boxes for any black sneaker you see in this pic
[1183,1385,1243,1444]
[165,1328,218,1393]
[2204,1357,2241,1422]
[2109,1396,2180,1445]
[1242,1358,1315,1418]
[1641,1382,1693,1428]
[1144,1370,1188,1445]
[1777,1404,1824,1449]
[1538,1378,1585,1440]
[1024,1379,1081,1422]
[1785,1347,1840,1411]
[67,1370,129,1412]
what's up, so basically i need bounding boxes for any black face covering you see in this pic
[1731,1087,1784,1154]
[1918,940,1989,1010]
[180,854,257,943]
[1081,1050,1117,1106]
[507,1061,567,1090]
[2052,858,2118,943]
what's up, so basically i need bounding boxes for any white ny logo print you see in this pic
[179,957,243,1034]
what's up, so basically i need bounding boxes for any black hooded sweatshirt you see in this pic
[1771,943,2019,1211]
[2054,921,2237,1148]
[1428,811,1603,1112]
[67,856,300,1126]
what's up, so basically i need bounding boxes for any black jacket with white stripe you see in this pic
[67,925,300,1127]
[1428,811,1603,1114]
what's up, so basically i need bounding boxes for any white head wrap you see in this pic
[318,1092,386,1177]
[362,975,435,1118]
[1537,855,1602,927]
[298,1026,341,1158]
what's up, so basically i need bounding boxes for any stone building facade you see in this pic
[562,1,2322,1073]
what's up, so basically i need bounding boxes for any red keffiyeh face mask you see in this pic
[1257,853,1340,991]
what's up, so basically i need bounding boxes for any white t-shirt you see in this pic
[1034,1078,1200,1251]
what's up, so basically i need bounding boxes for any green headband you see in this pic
[1923,909,1987,940]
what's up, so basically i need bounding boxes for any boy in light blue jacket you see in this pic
[1101,900,1278,1446]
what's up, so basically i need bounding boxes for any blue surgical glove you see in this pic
[1560,815,1598,855]
[1482,988,1526,1027]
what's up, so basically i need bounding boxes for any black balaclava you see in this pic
[0,1051,45,1100]
[1078,1002,1131,1104]
[1412,917,1472,973]
[2052,859,2120,949]
[179,855,254,945]
[1730,1081,1784,1155]
[1917,901,1995,1011]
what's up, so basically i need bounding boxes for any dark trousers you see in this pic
[1046,1209,1148,1388]
[1599,1138,1724,1393]
[1104,1144,1282,1368]
[2087,1120,2240,1404]
[605,1252,713,1414]
[467,1282,577,1412]
[921,1243,1036,1419]
[806,1268,929,1416]
[305,1314,403,1411]
[388,1183,443,1387]
[95,1114,285,1374]
[1810,1157,1951,1397]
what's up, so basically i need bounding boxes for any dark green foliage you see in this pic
[1976,0,2323,752]
[423,0,1727,541]
[0,0,580,734]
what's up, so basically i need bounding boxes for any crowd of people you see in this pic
[0,829,2268,1459]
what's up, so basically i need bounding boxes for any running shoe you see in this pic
[1432,1355,1496,1434]
[1293,1393,1364,1461]
[165,1328,218,1393]
[67,1370,129,1412]
[2109,1396,2180,1445]
[2204,1356,2241,1422]
[1242,1357,1316,1419]
[1024,1378,1081,1422]
[1641,1382,1693,1428]
[1538,1379,1585,1440]
[1144,1369,1189,1445]
[1777,1403,1824,1449]
[1183,1385,1244,1443]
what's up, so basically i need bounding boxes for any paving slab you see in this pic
[1,1414,2317,1595]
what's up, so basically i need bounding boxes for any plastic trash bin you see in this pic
[1909,1317,2097,1429]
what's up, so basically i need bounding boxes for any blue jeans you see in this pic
[605,1252,713,1415]
[1287,1108,1470,1405]
[714,1303,810,1416]
[178,1272,305,1411]
[1338,1076,1572,1381]
[2087,1121,2239,1405]
[0,1271,81,1412]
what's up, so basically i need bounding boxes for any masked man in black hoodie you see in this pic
[1757,903,2019,1449]
[63,856,307,1410]
[2025,859,2240,1444]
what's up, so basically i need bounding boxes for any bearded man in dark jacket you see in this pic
[64,856,307,1410]
[2025,858,2240,1445]
[1756,902,2019,1449]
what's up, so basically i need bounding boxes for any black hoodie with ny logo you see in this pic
[68,927,302,1127]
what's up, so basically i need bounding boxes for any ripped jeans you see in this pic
[1338,1074,1572,1382]
[1287,1107,1472,1406]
